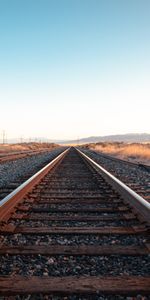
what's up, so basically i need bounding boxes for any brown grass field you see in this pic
[0,142,59,153]
[83,142,150,165]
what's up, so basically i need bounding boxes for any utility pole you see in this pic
[20,136,23,143]
[2,130,6,144]
[5,132,7,144]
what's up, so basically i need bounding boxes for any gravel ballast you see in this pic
[80,149,150,201]
[0,294,150,300]
[9,219,139,227]
[0,255,149,276]
[0,234,148,246]
[0,147,64,200]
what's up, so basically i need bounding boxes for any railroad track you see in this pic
[0,147,150,299]
[0,148,64,201]
[0,149,55,164]
[80,148,150,203]
[84,149,150,172]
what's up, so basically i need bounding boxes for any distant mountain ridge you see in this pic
[1,133,150,145]
[60,133,150,144]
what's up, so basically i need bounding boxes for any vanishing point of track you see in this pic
[0,147,150,299]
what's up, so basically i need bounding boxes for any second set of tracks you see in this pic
[0,147,150,299]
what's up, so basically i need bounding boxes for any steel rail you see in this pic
[0,148,55,163]
[0,147,149,297]
[87,149,150,171]
[77,148,150,224]
[0,148,69,221]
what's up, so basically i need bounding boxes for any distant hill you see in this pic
[60,133,150,144]
[2,133,150,145]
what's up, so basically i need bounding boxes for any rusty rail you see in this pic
[77,148,150,224]
[0,147,149,297]
[0,148,69,221]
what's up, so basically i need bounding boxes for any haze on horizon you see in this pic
[0,0,150,141]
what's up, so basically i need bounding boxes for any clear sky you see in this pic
[0,0,150,140]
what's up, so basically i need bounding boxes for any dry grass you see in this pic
[83,142,150,165]
[0,142,59,153]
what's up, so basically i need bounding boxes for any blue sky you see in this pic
[0,0,150,140]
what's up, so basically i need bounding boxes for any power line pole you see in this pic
[2,130,6,144]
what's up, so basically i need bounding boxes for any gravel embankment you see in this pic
[80,149,150,200]
[0,147,65,201]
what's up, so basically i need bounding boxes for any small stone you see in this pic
[36,265,41,270]
[111,240,116,244]
[47,258,54,264]
[76,266,81,270]
[63,257,68,261]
